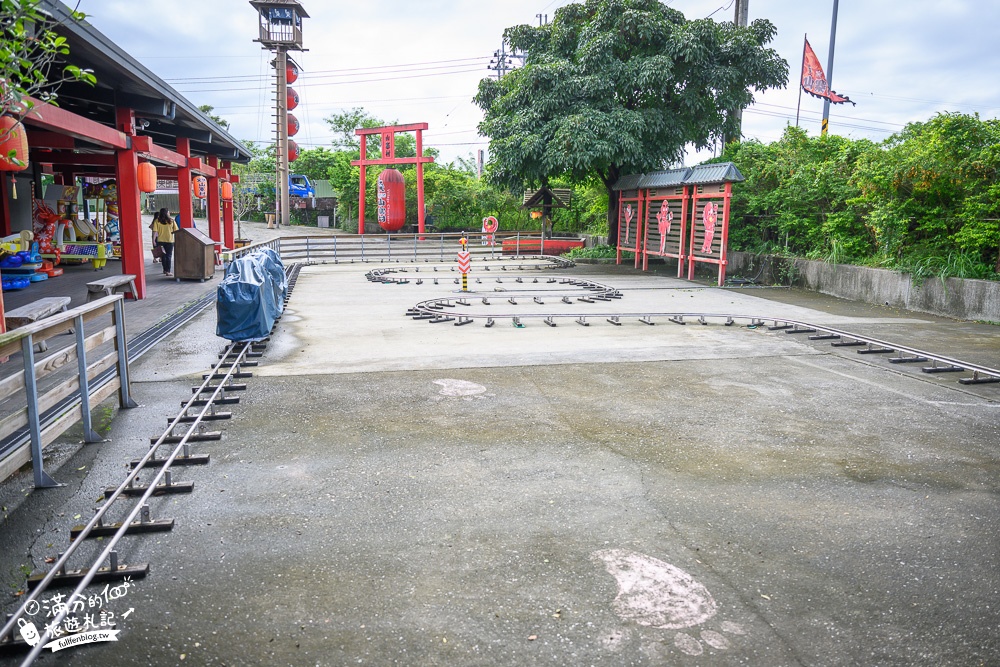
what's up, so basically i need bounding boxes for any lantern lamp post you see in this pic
[249,0,308,228]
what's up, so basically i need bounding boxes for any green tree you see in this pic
[197,104,229,130]
[291,146,339,182]
[1,0,95,150]
[475,0,787,245]
[851,112,1000,271]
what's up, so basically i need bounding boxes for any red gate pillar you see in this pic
[221,161,235,249]
[357,134,367,235]
[115,107,146,299]
[416,128,426,236]
[176,138,193,228]
[207,155,221,242]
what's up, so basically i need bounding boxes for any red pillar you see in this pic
[176,138,193,228]
[416,129,426,237]
[0,172,11,237]
[206,155,221,242]
[221,161,234,249]
[0,174,10,330]
[357,134,366,235]
[115,107,146,299]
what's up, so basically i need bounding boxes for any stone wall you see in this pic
[728,252,1000,322]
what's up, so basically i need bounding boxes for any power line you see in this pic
[173,67,487,93]
[164,56,490,83]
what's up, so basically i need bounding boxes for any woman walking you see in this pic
[150,208,179,277]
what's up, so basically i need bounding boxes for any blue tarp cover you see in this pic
[216,250,286,342]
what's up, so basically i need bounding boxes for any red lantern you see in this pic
[192,175,208,199]
[221,181,233,201]
[287,113,299,137]
[377,169,406,232]
[137,162,157,193]
[287,88,299,111]
[288,140,299,163]
[286,62,298,84]
[0,116,29,172]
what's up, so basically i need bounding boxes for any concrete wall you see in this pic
[728,252,1000,322]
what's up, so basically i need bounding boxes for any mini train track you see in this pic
[0,263,303,665]
[370,258,1000,388]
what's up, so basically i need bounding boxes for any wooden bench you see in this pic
[4,296,72,352]
[86,274,137,302]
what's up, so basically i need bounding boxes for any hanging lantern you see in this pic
[0,116,29,172]
[221,181,234,201]
[286,62,299,84]
[376,169,406,232]
[192,175,208,199]
[287,88,299,111]
[530,210,543,219]
[288,140,299,162]
[137,162,157,193]
[287,113,300,137]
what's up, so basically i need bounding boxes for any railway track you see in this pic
[372,261,1000,388]
[0,263,301,665]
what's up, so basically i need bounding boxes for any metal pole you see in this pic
[113,298,138,409]
[796,33,806,127]
[821,0,839,136]
[75,315,102,443]
[22,336,60,488]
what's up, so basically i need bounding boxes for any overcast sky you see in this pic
[78,0,1000,166]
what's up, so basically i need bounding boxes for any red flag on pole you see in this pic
[801,39,854,105]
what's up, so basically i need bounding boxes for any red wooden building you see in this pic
[0,0,252,308]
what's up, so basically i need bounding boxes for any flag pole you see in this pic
[796,33,806,128]
[821,0,840,136]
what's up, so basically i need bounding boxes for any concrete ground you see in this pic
[1,247,999,666]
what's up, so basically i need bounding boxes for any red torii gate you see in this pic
[351,123,434,235]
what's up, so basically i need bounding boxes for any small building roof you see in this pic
[684,162,745,185]
[638,168,691,189]
[521,188,572,209]
[612,162,745,190]
[610,173,645,192]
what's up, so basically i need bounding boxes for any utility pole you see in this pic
[488,42,513,80]
[724,0,749,147]
[250,0,308,228]
[821,0,839,136]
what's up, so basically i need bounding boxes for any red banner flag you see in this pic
[801,39,854,106]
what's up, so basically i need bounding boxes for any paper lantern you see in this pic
[192,175,208,199]
[0,116,29,172]
[287,88,299,111]
[221,181,233,201]
[287,113,299,137]
[288,140,299,163]
[286,62,298,84]
[137,161,157,193]
[376,169,406,232]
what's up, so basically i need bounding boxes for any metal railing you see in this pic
[275,231,554,265]
[0,295,136,488]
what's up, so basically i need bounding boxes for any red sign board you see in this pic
[457,251,471,274]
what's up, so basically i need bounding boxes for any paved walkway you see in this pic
[1,241,998,666]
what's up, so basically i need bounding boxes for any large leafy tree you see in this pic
[475,0,787,245]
